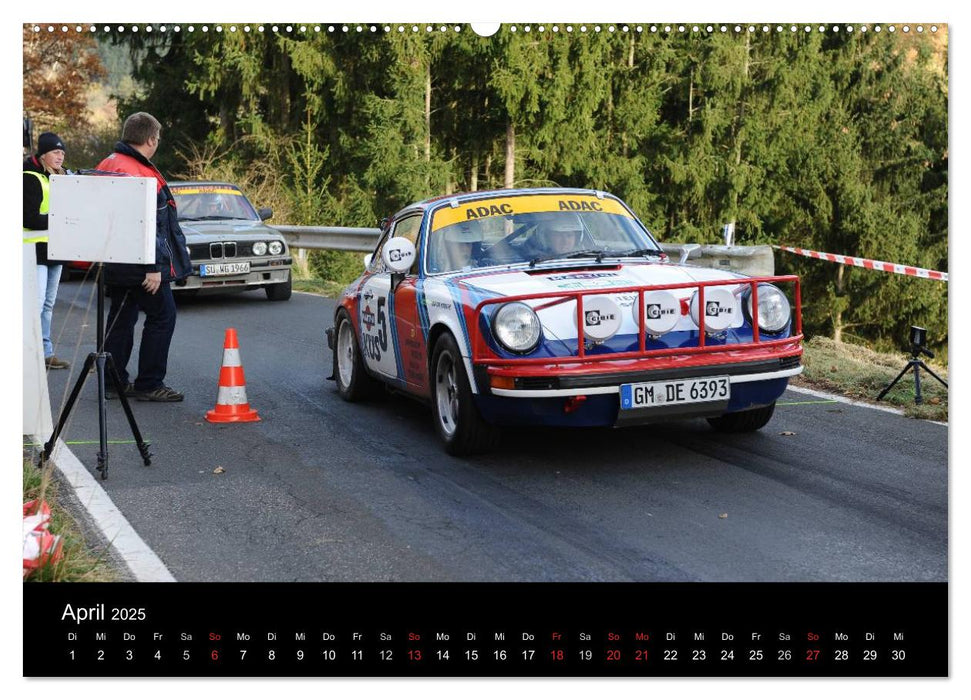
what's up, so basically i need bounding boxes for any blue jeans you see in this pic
[104,282,177,392]
[37,263,62,358]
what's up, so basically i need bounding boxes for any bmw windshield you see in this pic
[173,185,261,222]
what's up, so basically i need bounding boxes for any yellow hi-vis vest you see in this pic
[23,170,50,244]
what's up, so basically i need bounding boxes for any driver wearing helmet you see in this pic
[442,222,483,271]
[205,194,229,217]
[537,214,583,257]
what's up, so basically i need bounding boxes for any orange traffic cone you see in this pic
[205,328,261,423]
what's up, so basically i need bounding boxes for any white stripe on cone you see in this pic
[216,386,250,405]
[220,348,242,366]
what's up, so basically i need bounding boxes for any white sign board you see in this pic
[47,174,156,264]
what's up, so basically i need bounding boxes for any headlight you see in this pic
[746,284,790,334]
[268,240,283,255]
[493,302,541,353]
[252,241,268,255]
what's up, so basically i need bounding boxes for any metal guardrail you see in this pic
[271,226,774,275]
[271,225,380,253]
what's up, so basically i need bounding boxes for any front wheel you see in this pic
[431,333,498,456]
[334,311,378,401]
[706,402,776,432]
[265,273,292,301]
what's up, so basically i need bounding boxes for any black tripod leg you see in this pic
[41,353,97,465]
[913,360,923,405]
[106,354,152,466]
[876,361,915,401]
[95,354,109,479]
[918,361,948,389]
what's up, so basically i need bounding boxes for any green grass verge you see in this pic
[793,336,948,422]
[293,278,348,298]
[23,456,118,582]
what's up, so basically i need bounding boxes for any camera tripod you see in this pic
[40,263,152,479]
[876,342,948,406]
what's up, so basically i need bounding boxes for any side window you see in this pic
[392,216,422,274]
[368,214,422,274]
[367,230,393,274]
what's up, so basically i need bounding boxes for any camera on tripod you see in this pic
[877,325,947,405]
[909,326,933,358]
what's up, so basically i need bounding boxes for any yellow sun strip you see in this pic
[170,187,243,195]
[430,194,634,231]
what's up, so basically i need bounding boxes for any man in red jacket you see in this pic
[96,112,191,402]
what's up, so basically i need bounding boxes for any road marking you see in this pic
[786,384,948,426]
[35,435,176,583]
[26,439,148,446]
[777,399,839,406]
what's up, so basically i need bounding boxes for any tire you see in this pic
[430,333,498,456]
[265,272,292,301]
[334,310,378,401]
[706,402,776,433]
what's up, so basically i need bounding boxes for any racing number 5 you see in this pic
[377,296,388,353]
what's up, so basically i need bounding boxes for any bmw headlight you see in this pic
[268,240,284,255]
[252,241,268,255]
[493,302,541,353]
[746,284,791,334]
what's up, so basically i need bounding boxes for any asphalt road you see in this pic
[44,278,948,583]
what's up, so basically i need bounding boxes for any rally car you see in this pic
[327,188,803,455]
[170,181,293,300]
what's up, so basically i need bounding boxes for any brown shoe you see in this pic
[45,356,70,370]
[135,385,184,402]
[106,382,136,400]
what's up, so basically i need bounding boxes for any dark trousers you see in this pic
[104,282,177,392]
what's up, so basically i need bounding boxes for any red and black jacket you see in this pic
[96,141,191,286]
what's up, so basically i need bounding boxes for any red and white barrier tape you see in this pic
[773,245,948,282]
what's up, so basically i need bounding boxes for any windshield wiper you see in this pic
[616,248,665,258]
[529,248,607,267]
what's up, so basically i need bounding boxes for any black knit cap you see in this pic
[37,132,66,157]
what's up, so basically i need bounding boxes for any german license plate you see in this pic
[201,262,250,276]
[620,376,730,409]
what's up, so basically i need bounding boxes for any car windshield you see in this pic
[173,186,260,221]
[425,193,662,274]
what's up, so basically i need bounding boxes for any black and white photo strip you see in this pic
[13,1,961,694]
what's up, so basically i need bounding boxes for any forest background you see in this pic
[22,23,949,358]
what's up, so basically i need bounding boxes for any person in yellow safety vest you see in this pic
[23,132,70,369]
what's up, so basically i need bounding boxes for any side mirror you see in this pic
[258,207,273,221]
[382,237,416,274]
[679,243,701,264]
[363,253,373,269]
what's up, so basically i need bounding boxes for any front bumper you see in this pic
[471,358,800,428]
[176,259,291,291]
[474,350,802,397]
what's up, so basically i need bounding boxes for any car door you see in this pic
[358,214,423,381]
[389,216,430,394]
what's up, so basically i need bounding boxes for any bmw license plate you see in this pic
[620,376,730,409]
[201,262,250,276]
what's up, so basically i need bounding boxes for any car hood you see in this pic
[451,261,754,342]
[178,219,283,241]
[457,261,746,298]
